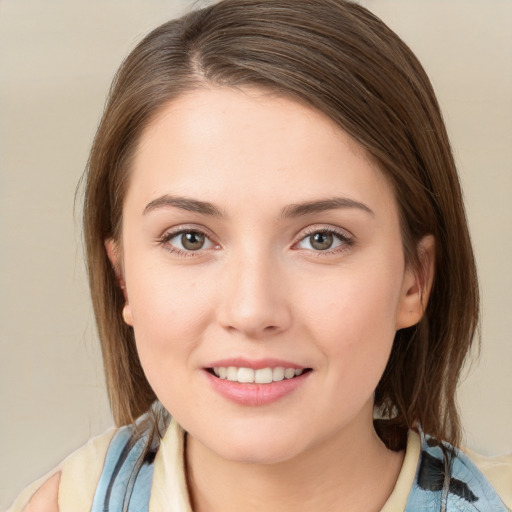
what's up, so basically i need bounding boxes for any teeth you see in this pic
[284,368,296,379]
[211,366,306,384]
[272,367,285,381]
[226,366,238,381]
[238,367,255,383]
[255,368,273,384]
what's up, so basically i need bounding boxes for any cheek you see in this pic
[296,263,402,376]
[125,270,217,413]
[124,262,216,357]
[299,266,400,336]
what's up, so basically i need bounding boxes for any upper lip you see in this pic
[206,358,309,370]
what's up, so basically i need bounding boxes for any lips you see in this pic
[204,359,312,406]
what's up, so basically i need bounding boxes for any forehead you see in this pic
[127,86,397,219]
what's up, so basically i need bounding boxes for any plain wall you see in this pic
[1,0,511,508]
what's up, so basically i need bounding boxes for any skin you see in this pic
[22,472,60,512]
[105,86,434,512]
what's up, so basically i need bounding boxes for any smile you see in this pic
[211,366,306,384]
[205,362,312,406]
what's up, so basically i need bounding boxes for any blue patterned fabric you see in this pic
[91,420,158,512]
[92,420,507,512]
[405,434,508,511]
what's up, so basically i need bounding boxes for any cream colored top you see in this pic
[7,421,512,511]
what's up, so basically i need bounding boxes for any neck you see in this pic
[185,410,404,512]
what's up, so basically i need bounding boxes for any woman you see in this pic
[10,0,511,511]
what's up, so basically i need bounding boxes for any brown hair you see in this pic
[83,0,479,448]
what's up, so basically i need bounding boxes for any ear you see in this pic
[105,238,133,326]
[395,235,435,330]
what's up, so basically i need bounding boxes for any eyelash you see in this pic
[293,227,354,255]
[157,226,354,258]
[157,228,218,258]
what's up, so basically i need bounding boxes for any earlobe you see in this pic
[122,304,134,326]
[395,235,435,330]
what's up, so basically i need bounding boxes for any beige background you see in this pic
[0,0,511,508]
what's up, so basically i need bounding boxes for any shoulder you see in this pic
[90,413,165,511]
[7,428,116,512]
[465,449,512,510]
[9,407,170,512]
[57,427,117,511]
[406,433,512,511]
[21,472,61,512]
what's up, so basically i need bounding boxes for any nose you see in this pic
[217,252,292,339]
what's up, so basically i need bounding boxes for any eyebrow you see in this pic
[143,195,224,217]
[142,194,374,218]
[280,197,374,218]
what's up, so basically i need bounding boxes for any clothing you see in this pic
[8,414,512,512]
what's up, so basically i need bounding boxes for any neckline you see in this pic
[149,419,421,512]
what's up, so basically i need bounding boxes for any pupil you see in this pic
[182,232,205,250]
[311,232,333,250]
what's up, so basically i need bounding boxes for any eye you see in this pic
[163,230,215,252]
[296,229,351,252]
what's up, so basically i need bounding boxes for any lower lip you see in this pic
[205,370,311,406]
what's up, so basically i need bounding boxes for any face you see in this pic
[112,87,425,465]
